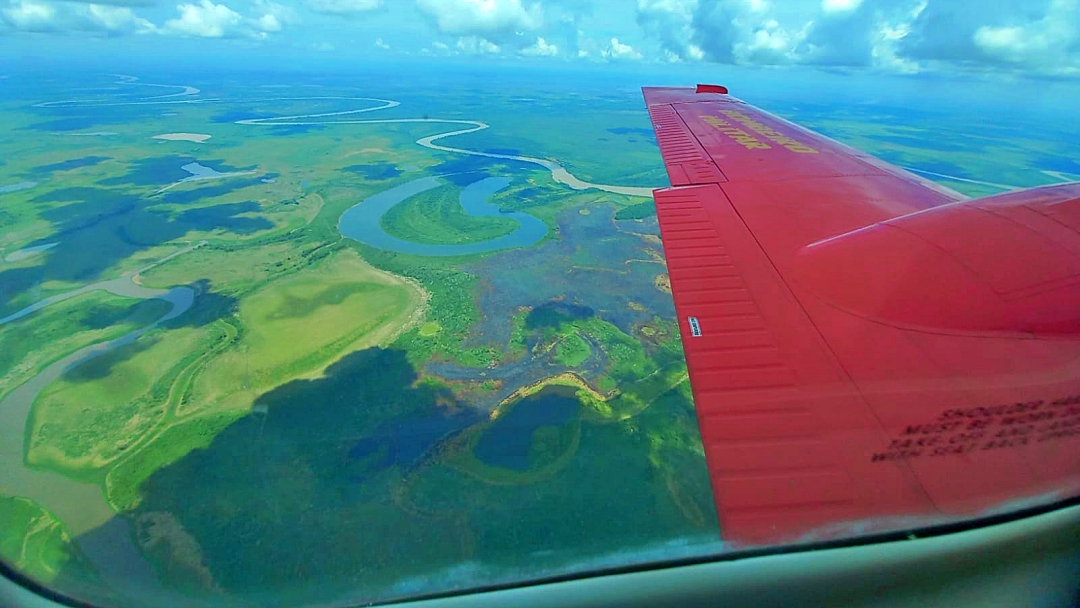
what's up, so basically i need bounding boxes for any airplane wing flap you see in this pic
[647,103,727,186]
[654,185,934,544]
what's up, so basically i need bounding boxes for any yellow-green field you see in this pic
[182,249,426,416]
[138,240,314,295]
[27,322,224,473]
[26,249,426,484]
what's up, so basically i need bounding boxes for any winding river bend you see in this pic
[339,176,548,256]
[0,244,202,595]
[236,101,656,198]
[38,76,657,199]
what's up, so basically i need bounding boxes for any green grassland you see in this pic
[120,345,714,604]
[555,333,591,367]
[26,249,424,488]
[614,201,658,220]
[395,292,692,496]
[27,321,227,475]
[458,100,668,189]
[182,249,423,416]
[493,172,646,223]
[0,496,99,586]
[138,240,322,295]
[0,236,189,321]
[0,99,444,311]
[0,292,171,402]
[521,309,689,421]
[529,307,650,377]
[381,183,519,245]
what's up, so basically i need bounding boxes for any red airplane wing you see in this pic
[644,86,1080,546]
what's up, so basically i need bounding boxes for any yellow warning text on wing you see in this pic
[720,110,819,154]
[701,115,771,150]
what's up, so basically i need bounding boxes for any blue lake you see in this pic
[338,176,548,257]
[181,162,229,178]
[473,384,581,471]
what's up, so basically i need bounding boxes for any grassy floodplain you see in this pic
[26,248,425,505]
[27,320,229,476]
[0,292,171,402]
[181,249,425,417]
[0,496,99,586]
[381,182,519,245]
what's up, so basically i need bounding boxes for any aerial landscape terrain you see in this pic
[2,61,1079,608]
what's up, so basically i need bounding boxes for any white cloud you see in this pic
[821,0,861,13]
[633,0,1080,75]
[972,0,1080,75]
[636,0,697,61]
[304,0,381,14]
[1,0,157,33]
[867,1,924,73]
[416,0,543,38]
[638,0,808,64]
[734,18,807,64]
[637,0,907,69]
[456,35,501,53]
[520,35,557,56]
[2,0,54,29]
[2,0,1076,78]
[251,0,293,33]
[600,37,642,60]
[87,3,156,32]
[896,0,1080,76]
[255,12,278,30]
[165,0,242,37]
[975,27,1025,57]
[688,0,812,65]
[160,0,287,38]
[63,0,158,5]
[0,0,298,37]
[374,36,389,49]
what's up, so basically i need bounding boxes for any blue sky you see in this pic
[1,0,1078,78]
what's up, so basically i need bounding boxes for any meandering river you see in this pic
[339,176,548,256]
[0,244,202,596]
